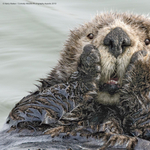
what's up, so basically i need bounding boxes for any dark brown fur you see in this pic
[5,12,150,149]
[38,12,150,92]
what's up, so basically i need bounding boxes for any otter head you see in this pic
[60,12,150,105]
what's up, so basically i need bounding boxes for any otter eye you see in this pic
[87,33,94,39]
[145,39,150,45]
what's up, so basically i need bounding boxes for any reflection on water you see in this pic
[0,0,150,131]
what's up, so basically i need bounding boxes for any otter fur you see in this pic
[5,12,150,149]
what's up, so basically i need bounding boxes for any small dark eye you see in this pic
[87,33,94,39]
[145,39,150,45]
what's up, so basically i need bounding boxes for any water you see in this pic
[0,0,150,148]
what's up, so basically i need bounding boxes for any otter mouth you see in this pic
[99,74,120,95]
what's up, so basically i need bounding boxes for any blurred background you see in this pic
[0,0,150,129]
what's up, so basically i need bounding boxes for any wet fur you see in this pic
[41,12,150,85]
[5,12,150,149]
[39,12,150,104]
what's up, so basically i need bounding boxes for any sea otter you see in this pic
[4,12,150,149]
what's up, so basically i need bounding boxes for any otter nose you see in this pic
[103,27,131,58]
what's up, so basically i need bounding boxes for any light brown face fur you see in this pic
[56,12,150,105]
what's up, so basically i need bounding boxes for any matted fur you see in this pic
[5,12,150,150]
[40,12,150,104]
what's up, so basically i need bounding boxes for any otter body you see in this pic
[5,12,150,149]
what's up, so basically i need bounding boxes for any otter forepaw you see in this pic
[126,50,148,72]
[122,49,150,88]
[78,44,101,77]
[130,50,148,64]
[121,49,150,113]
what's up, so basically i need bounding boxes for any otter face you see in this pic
[63,13,150,105]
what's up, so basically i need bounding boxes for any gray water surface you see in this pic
[1,0,150,148]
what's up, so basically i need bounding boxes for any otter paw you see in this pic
[130,50,148,64]
[126,50,148,72]
[78,44,101,77]
[122,49,149,85]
